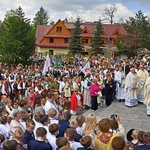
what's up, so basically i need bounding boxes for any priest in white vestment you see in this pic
[124,68,139,107]
[137,65,149,103]
[144,72,150,115]
[115,66,125,102]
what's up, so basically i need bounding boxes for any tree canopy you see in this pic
[33,6,49,26]
[68,17,83,55]
[0,6,35,65]
[90,19,104,55]
[116,10,150,56]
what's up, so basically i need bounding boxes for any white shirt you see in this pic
[44,100,59,119]
[76,126,82,136]
[83,79,90,90]
[0,123,10,139]
[47,133,57,150]
[33,119,43,138]
[49,117,59,125]
[5,106,14,117]
[59,81,65,93]
[69,141,83,150]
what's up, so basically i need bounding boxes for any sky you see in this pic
[0,0,150,23]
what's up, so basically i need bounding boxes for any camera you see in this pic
[110,114,117,120]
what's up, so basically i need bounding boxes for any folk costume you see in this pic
[64,81,71,98]
[83,77,91,108]
[95,132,117,150]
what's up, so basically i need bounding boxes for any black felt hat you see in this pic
[126,129,134,141]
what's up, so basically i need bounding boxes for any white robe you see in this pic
[144,76,150,115]
[124,72,138,107]
[137,69,149,103]
[115,71,125,100]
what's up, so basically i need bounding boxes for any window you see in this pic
[83,30,88,33]
[83,39,88,44]
[49,38,54,43]
[56,26,62,32]
[64,38,69,43]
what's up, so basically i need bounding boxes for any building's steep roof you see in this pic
[36,25,53,43]
[36,20,127,48]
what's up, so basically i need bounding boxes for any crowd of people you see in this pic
[0,54,150,150]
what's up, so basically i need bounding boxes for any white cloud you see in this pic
[0,0,149,23]
[114,3,134,22]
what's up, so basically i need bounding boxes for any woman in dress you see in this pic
[83,74,91,110]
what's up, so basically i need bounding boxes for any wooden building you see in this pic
[35,19,126,55]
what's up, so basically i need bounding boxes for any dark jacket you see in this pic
[23,130,35,146]
[57,119,70,137]
[29,140,52,150]
[133,145,150,150]
[74,133,82,142]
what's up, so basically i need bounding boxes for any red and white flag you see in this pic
[42,54,51,75]
[81,62,91,75]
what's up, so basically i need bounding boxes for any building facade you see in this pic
[35,19,126,55]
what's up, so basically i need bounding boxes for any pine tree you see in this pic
[33,6,49,26]
[0,7,35,65]
[16,6,31,23]
[68,17,83,55]
[90,19,104,55]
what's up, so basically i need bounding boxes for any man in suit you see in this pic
[29,127,52,150]
[23,119,35,149]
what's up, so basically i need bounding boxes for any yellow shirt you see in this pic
[95,132,118,150]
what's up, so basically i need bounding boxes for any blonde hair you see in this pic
[82,113,97,136]
[13,129,24,141]
[48,108,57,118]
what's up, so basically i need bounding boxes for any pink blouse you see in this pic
[90,83,101,96]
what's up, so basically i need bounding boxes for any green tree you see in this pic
[68,17,83,55]
[90,19,104,55]
[0,7,35,65]
[33,6,49,26]
[116,10,150,57]
[135,10,150,50]
[50,21,55,25]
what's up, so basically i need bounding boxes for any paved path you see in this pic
[72,99,150,133]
